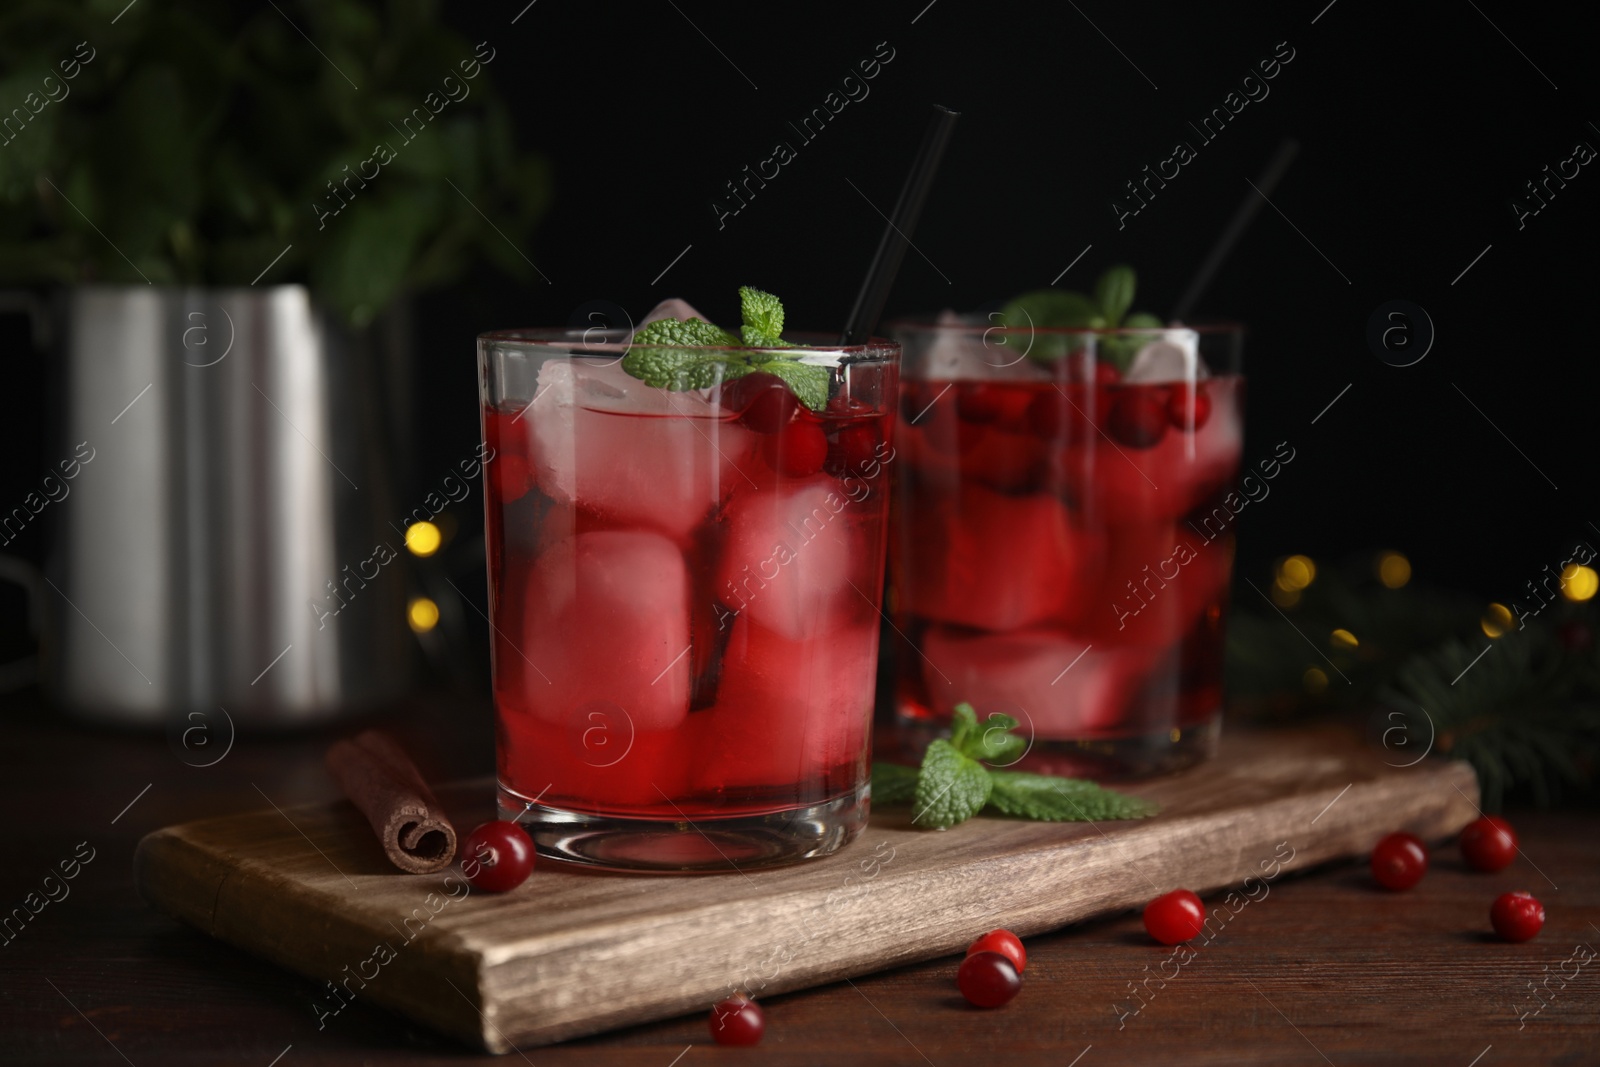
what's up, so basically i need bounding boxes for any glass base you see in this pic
[499,782,870,873]
[890,714,1221,781]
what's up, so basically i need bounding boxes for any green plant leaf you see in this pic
[739,285,784,341]
[986,770,1158,821]
[622,341,753,393]
[912,739,993,829]
[1094,264,1136,326]
[632,317,740,347]
[997,289,1103,364]
[751,356,828,412]
[947,702,982,754]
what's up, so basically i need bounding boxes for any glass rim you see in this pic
[885,315,1245,337]
[478,327,900,359]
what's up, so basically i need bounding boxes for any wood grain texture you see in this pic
[133,727,1478,1052]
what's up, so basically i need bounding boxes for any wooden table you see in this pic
[3,692,1596,1065]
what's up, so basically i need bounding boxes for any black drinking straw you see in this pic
[1170,138,1299,322]
[840,105,961,344]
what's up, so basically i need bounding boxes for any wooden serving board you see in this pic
[134,728,1478,1053]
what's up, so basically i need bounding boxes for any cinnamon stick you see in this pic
[325,730,457,875]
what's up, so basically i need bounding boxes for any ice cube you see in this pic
[923,311,1053,382]
[529,359,756,538]
[922,626,1161,737]
[898,482,1104,632]
[716,476,863,642]
[636,298,711,332]
[519,530,691,733]
[1123,329,1207,383]
[684,616,876,792]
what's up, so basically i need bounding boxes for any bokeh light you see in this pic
[1560,564,1598,602]
[1377,551,1411,589]
[1481,602,1514,639]
[405,520,442,557]
[1303,667,1329,694]
[1330,628,1358,649]
[407,596,440,633]
[1276,555,1317,592]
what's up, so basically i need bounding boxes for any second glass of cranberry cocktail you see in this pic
[888,310,1244,777]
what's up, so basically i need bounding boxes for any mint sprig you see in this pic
[623,286,830,410]
[872,703,1159,830]
[996,265,1163,371]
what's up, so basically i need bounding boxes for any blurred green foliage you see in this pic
[1227,555,1600,809]
[0,0,549,325]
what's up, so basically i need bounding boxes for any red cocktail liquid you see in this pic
[891,365,1244,775]
[483,358,895,833]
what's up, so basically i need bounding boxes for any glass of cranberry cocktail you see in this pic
[479,324,898,870]
[887,319,1244,776]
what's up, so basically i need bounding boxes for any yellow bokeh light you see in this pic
[1560,564,1598,602]
[1303,667,1329,694]
[1270,583,1302,608]
[1277,555,1317,592]
[1331,628,1359,649]
[407,597,440,633]
[405,521,442,558]
[1377,551,1411,589]
[1481,602,1514,639]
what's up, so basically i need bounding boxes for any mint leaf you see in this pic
[1123,311,1164,330]
[974,720,1026,766]
[621,344,754,392]
[871,762,920,806]
[986,769,1158,822]
[998,290,1104,331]
[947,702,982,755]
[739,285,784,342]
[621,289,830,407]
[632,317,740,347]
[912,740,992,829]
[947,704,1025,765]
[742,325,795,348]
[1093,265,1136,327]
[998,290,1103,365]
[751,356,829,412]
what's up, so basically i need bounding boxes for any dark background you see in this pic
[4,0,1597,642]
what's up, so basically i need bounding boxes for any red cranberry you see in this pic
[490,452,534,504]
[1459,816,1518,872]
[1167,383,1212,431]
[709,995,765,1045]
[956,382,1005,424]
[957,951,1021,1008]
[1109,390,1168,449]
[828,422,880,473]
[767,421,828,476]
[1490,891,1545,942]
[966,929,1026,974]
[1094,362,1122,385]
[1143,889,1206,944]
[1371,831,1429,890]
[460,821,535,893]
[729,373,798,434]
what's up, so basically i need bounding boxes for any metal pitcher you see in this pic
[39,285,412,728]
